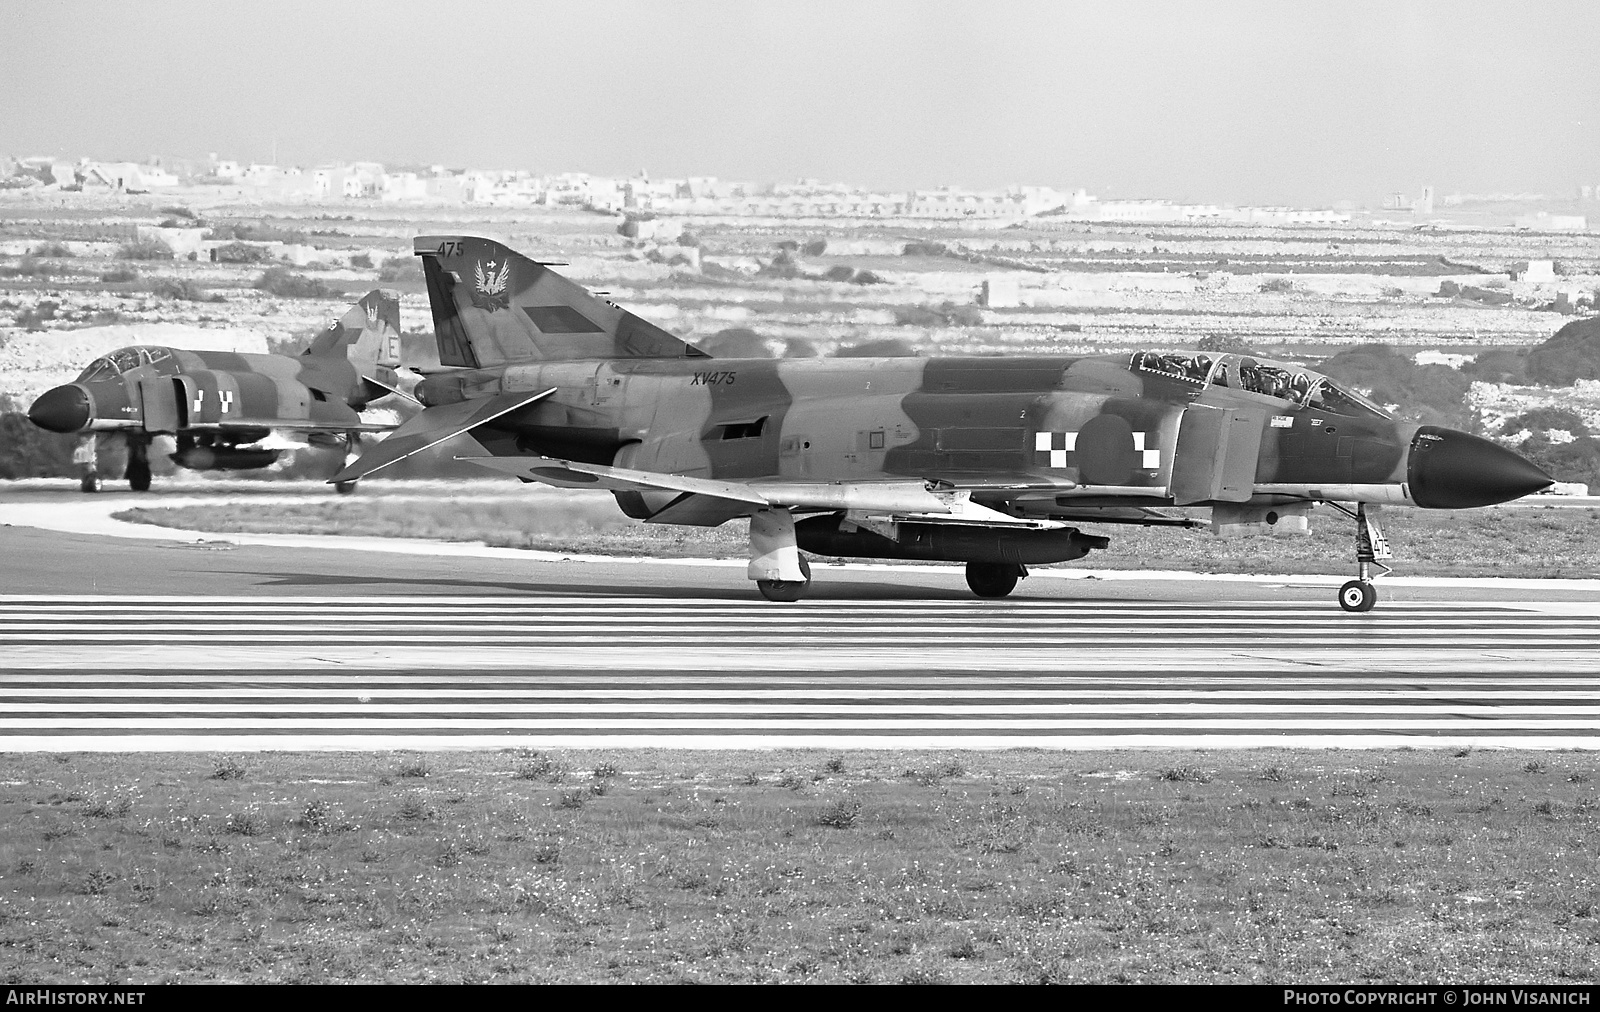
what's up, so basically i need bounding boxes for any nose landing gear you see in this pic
[73,435,100,493]
[1327,502,1391,613]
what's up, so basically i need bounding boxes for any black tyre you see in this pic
[126,459,152,492]
[966,562,1021,598]
[80,473,100,494]
[757,580,806,602]
[756,556,811,602]
[1338,580,1377,613]
[334,481,357,495]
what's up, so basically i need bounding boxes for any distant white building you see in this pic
[1515,212,1588,231]
[1514,260,1556,283]
[243,163,284,186]
[81,162,179,190]
[380,172,430,201]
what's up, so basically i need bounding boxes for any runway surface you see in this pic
[4,593,1599,751]
[2,481,1598,752]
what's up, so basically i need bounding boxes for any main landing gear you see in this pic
[966,562,1028,598]
[748,507,813,602]
[125,438,152,492]
[758,555,812,602]
[335,432,360,495]
[1326,502,1392,613]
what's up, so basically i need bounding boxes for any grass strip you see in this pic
[0,749,1595,983]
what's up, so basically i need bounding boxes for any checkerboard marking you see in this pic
[1034,430,1162,470]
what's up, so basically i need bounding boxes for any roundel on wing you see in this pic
[1076,413,1136,485]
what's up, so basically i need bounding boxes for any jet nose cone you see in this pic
[27,385,91,434]
[1408,425,1553,508]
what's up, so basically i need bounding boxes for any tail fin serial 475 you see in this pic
[417,235,707,366]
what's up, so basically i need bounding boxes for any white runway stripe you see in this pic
[2,595,1598,751]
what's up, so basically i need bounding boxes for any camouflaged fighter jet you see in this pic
[331,235,1552,612]
[28,289,409,493]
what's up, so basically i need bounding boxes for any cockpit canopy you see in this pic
[74,346,175,383]
[1129,350,1391,420]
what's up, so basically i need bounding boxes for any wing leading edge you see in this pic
[458,453,1067,530]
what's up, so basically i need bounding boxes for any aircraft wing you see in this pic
[460,453,771,504]
[328,388,557,483]
[459,454,1068,530]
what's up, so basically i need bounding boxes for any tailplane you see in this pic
[414,234,708,367]
[304,288,407,401]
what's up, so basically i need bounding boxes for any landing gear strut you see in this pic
[1327,502,1391,613]
[73,434,100,493]
[335,432,359,495]
[966,562,1027,598]
[125,438,151,492]
[749,507,812,602]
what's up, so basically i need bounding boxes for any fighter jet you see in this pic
[28,289,409,493]
[332,236,1552,611]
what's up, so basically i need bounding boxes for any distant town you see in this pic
[3,153,1592,232]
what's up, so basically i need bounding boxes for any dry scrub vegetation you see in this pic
[112,499,1600,578]
[0,750,1595,983]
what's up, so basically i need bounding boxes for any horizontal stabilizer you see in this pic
[329,387,556,483]
[361,375,420,405]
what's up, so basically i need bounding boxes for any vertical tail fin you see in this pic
[305,288,406,399]
[414,234,708,367]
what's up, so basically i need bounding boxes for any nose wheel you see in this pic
[1338,579,1377,613]
[73,434,100,493]
[1327,501,1391,613]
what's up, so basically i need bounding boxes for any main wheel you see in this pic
[966,562,1022,598]
[756,556,811,602]
[334,481,357,495]
[1338,580,1377,613]
[80,473,101,493]
[126,458,152,492]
